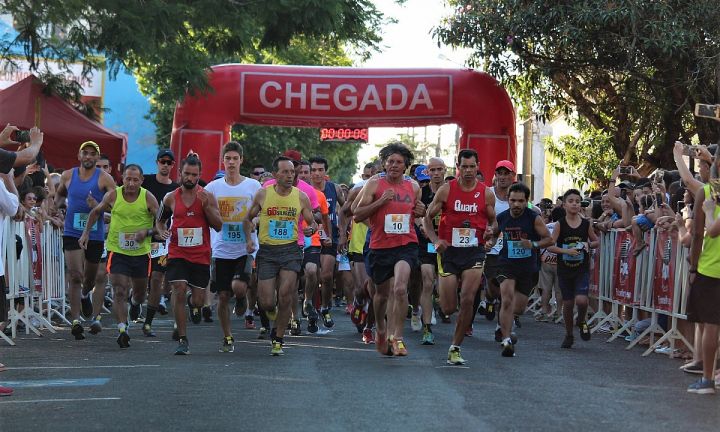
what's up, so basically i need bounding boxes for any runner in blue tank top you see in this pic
[54,141,117,340]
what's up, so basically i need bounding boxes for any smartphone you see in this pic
[619,166,632,175]
[682,144,697,157]
[655,192,664,207]
[14,129,30,143]
[695,103,720,120]
[654,169,664,183]
[35,150,45,168]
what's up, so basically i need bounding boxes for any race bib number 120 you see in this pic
[507,240,531,259]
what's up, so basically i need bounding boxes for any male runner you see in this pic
[547,188,599,349]
[155,155,222,355]
[354,143,424,357]
[205,142,261,353]
[142,149,179,333]
[79,164,159,348]
[54,140,116,340]
[424,149,496,364]
[309,156,345,328]
[244,156,317,356]
[493,182,552,357]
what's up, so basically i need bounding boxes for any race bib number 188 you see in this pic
[269,220,294,240]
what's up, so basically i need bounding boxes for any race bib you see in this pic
[150,241,169,258]
[304,235,312,249]
[337,253,351,271]
[269,220,294,240]
[221,223,246,243]
[119,232,140,251]
[562,243,585,262]
[426,243,436,254]
[177,228,203,247]
[73,213,98,231]
[384,214,410,234]
[451,228,478,248]
[318,224,329,240]
[507,240,531,259]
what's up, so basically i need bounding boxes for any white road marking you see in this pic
[0,397,120,405]
[6,364,159,370]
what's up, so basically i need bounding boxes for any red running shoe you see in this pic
[0,385,13,397]
[375,330,391,355]
[362,328,375,344]
[351,305,363,325]
[244,316,256,330]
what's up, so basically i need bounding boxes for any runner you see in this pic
[423,149,495,364]
[142,149,179,335]
[309,156,346,328]
[244,156,317,356]
[546,188,599,349]
[87,155,113,335]
[354,143,425,357]
[204,142,261,353]
[54,140,117,340]
[155,154,222,355]
[493,182,552,357]
[79,164,159,348]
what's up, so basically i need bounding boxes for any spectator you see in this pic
[0,168,20,397]
[0,125,43,174]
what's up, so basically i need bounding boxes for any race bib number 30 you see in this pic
[73,213,98,231]
[269,220,294,240]
[178,228,203,247]
[384,214,410,234]
[119,232,140,251]
[507,240,531,259]
[452,228,478,248]
[222,223,246,243]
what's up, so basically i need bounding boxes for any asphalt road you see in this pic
[1,307,719,432]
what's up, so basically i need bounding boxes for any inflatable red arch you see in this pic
[170,64,516,182]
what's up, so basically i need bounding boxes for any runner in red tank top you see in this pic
[354,143,425,357]
[156,154,222,355]
[423,149,497,365]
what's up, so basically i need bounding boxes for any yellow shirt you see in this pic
[259,186,301,246]
[698,184,720,278]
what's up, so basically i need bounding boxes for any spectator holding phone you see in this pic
[0,124,43,174]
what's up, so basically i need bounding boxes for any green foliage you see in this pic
[435,1,720,173]
[377,132,436,164]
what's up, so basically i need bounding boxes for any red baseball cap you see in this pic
[495,160,516,172]
[283,149,302,162]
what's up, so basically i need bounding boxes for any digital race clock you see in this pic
[320,127,369,143]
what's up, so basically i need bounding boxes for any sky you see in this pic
[353,0,473,179]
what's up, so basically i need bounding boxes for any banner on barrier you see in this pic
[653,230,676,312]
[25,216,43,293]
[613,231,637,305]
[589,238,601,298]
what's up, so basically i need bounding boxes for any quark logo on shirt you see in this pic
[266,206,298,217]
[454,200,478,213]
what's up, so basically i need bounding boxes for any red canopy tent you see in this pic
[0,76,127,180]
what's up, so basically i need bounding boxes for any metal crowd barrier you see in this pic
[2,217,64,345]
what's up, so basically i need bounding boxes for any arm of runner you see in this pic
[484,187,497,241]
[545,221,570,255]
[243,188,265,254]
[54,170,71,209]
[422,183,448,252]
[412,182,425,218]
[155,193,174,241]
[523,215,553,250]
[688,187,706,283]
[199,188,223,232]
[300,191,318,237]
[134,192,161,243]
[354,179,392,223]
[79,188,116,250]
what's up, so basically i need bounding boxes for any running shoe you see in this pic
[258,327,268,339]
[501,338,515,357]
[421,328,435,345]
[290,319,301,336]
[202,306,213,323]
[117,331,130,349]
[485,301,496,321]
[71,321,85,340]
[391,337,408,356]
[578,322,591,341]
[219,337,235,353]
[80,294,93,319]
[447,346,466,365]
[362,328,375,344]
[89,318,102,335]
[561,334,574,349]
[129,302,141,322]
[172,327,179,341]
[265,307,278,322]
[321,309,334,328]
[190,307,202,325]
[477,300,488,317]
[514,315,522,329]
[687,378,716,395]
[307,318,319,334]
[175,339,190,355]
[350,303,363,325]
[234,296,247,317]
[411,313,422,332]
[465,324,473,337]
[245,316,256,329]
[376,330,392,356]
[270,340,284,356]
[0,385,13,397]
[142,324,156,337]
[494,327,502,343]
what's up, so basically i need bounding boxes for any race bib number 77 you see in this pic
[178,228,203,247]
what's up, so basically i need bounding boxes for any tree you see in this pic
[435,1,720,179]
[377,132,435,164]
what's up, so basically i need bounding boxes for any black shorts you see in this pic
[558,271,589,300]
[348,252,364,263]
[687,273,720,325]
[151,255,168,273]
[256,243,303,280]
[438,246,485,277]
[166,258,210,289]
[62,236,104,264]
[107,252,150,278]
[302,246,321,269]
[368,243,419,285]
[211,256,250,292]
[495,270,538,297]
[321,242,338,256]
[418,242,437,267]
[484,254,501,289]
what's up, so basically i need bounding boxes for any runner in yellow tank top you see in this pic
[79,164,160,348]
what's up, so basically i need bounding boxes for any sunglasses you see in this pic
[252,171,265,176]
[158,159,174,165]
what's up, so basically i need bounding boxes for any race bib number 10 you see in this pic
[73,213,98,231]
[178,228,203,247]
[384,214,410,234]
[451,228,478,248]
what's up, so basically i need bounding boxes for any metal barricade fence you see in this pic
[41,221,70,326]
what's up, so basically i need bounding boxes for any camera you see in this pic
[15,129,30,143]
[695,103,720,120]
[682,144,698,157]
[581,199,591,208]
[619,166,632,175]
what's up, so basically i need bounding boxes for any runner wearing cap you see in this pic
[354,143,425,357]
[141,149,180,335]
[243,156,317,356]
[423,150,496,364]
[54,140,117,340]
[79,164,160,348]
